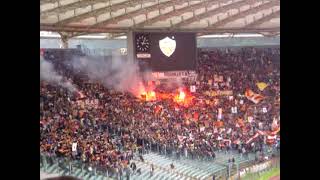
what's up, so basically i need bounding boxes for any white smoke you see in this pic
[166,77,183,89]
[69,55,151,97]
[40,57,78,92]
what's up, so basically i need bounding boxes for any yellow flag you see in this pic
[256,82,268,91]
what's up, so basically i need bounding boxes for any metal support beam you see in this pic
[41,0,106,17]
[207,0,279,29]
[111,33,127,38]
[245,10,280,28]
[127,31,135,61]
[40,0,58,5]
[82,0,188,31]
[172,0,256,28]
[41,23,279,34]
[260,31,279,37]
[53,0,155,26]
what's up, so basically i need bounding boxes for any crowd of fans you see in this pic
[40,47,280,177]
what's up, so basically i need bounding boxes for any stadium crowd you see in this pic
[40,47,280,177]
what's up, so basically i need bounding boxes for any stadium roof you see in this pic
[40,0,280,37]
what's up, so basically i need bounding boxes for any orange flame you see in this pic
[173,90,193,107]
[175,90,186,102]
[138,87,194,106]
[147,91,156,101]
[179,91,186,101]
[141,91,156,101]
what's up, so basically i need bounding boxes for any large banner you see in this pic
[152,71,197,79]
[204,90,233,96]
[151,70,198,82]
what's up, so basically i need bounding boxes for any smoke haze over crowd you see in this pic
[40,57,78,92]
[69,55,153,97]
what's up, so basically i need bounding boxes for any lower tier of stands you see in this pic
[41,149,268,180]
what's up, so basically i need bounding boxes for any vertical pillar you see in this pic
[59,32,70,49]
[61,35,69,48]
[126,31,135,62]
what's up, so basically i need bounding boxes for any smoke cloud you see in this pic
[69,55,152,97]
[40,57,78,92]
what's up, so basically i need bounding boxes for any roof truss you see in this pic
[40,0,280,36]
[40,0,58,5]
[207,0,279,29]
[54,0,156,26]
[172,0,256,28]
[41,23,279,34]
[79,0,192,32]
[245,9,280,28]
[41,0,108,18]
[135,0,230,28]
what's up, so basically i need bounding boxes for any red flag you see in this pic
[245,89,265,104]
[193,112,199,121]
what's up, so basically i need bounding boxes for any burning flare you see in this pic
[174,90,186,103]
[141,91,156,101]
[173,89,193,107]
[179,91,186,101]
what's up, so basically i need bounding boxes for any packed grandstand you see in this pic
[40,47,280,180]
[40,0,280,179]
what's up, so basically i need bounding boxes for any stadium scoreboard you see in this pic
[133,32,197,72]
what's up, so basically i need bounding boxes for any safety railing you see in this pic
[229,147,280,180]
[40,153,119,179]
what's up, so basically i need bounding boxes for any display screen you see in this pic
[134,32,197,71]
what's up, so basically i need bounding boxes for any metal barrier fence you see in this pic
[229,150,280,180]
[40,153,119,179]
[137,143,277,180]
[40,146,278,180]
